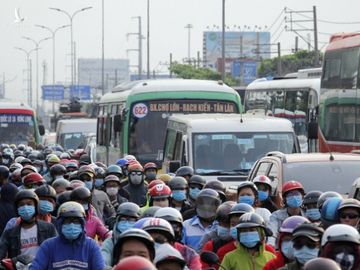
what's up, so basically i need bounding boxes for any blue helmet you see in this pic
[321,197,342,229]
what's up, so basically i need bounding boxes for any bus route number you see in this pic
[132,103,148,118]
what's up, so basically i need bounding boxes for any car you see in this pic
[248,152,360,200]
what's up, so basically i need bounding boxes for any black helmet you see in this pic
[141,206,161,218]
[317,191,342,210]
[168,176,188,190]
[304,258,341,270]
[188,175,206,188]
[237,181,258,197]
[196,188,221,220]
[229,202,255,216]
[70,186,92,203]
[50,164,67,177]
[216,201,236,223]
[57,190,72,206]
[116,202,141,218]
[0,165,10,179]
[79,154,91,165]
[204,180,226,201]
[35,184,57,200]
[27,153,39,162]
[106,164,123,177]
[236,212,272,236]
[113,229,155,263]
[303,191,323,205]
[14,190,39,214]
[175,166,194,178]
[19,158,32,166]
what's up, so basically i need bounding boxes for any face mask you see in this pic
[334,252,355,270]
[62,223,82,240]
[106,187,118,196]
[281,240,294,260]
[294,246,319,265]
[146,172,157,181]
[306,208,321,221]
[82,203,89,211]
[258,191,269,202]
[230,227,238,240]
[239,231,260,248]
[286,195,303,208]
[84,181,93,191]
[217,226,231,241]
[238,195,255,206]
[172,190,187,202]
[130,175,143,185]
[116,220,135,233]
[39,200,54,215]
[18,205,36,221]
[189,187,201,200]
[95,179,104,188]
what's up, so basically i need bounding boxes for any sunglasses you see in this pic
[130,171,142,176]
[293,240,317,250]
[340,213,359,219]
[25,182,44,189]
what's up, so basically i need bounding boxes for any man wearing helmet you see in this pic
[31,201,105,269]
[338,198,360,230]
[123,163,148,207]
[144,162,158,183]
[253,175,278,212]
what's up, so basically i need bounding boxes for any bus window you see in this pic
[173,132,183,161]
[164,129,177,161]
[341,48,359,89]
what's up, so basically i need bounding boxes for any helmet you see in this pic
[133,217,153,229]
[237,181,258,196]
[282,180,304,196]
[154,207,183,224]
[70,187,92,203]
[94,161,106,169]
[116,158,128,167]
[106,164,123,177]
[14,189,39,213]
[0,165,10,179]
[203,180,226,201]
[65,161,79,171]
[229,203,255,216]
[144,162,157,171]
[47,155,60,164]
[337,198,360,212]
[52,178,71,191]
[317,191,342,210]
[20,165,37,177]
[216,201,236,222]
[168,176,188,190]
[19,158,32,166]
[57,190,72,206]
[158,174,172,184]
[9,163,23,173]
[175,166,194,177]
[128,163,143,173]
[17,144,26,151]
[236,212,271,236]
[77,165,95,177]
[94,166,106,179]
[321,197,342,227]
[141,217,175,242]
[188,175,206,187]
[304,258,341,270]
[79,154,91,165]
[196,188,221,219]
[149,184,172,199]
[292,223,324,241]
[253,175,272,192]
[148,179,165,190]
[321,224,360,247]
[116,202,141,218]
[72,149,86,159]
[279,216,310,233]
[34,185,57,200]
[113,228,155,262]
[124,155,137,161]
[57,201,86,219]
[141,206,161,218]
[59,152,71,160]
[154,243,186,269]
[104,175,121,185]
[50,164,66,176]
[23,172,45,187]
[14,156,25,164]
[113,256,156,270]
[10,168,22,183]
[303,191,323,205]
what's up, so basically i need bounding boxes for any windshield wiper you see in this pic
[198,170,237,176]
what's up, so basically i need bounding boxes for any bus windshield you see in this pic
[0,113,36,145]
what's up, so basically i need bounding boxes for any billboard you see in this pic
[231,61,258,85]
[203,31,271,69]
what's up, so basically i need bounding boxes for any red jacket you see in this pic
[262,251,286,270]
[174,242,201,270]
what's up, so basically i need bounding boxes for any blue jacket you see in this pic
[30,233,105,270]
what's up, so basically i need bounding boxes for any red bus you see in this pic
[319,33,360,152]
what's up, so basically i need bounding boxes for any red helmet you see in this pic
[282,180,304,195]
[149,184,171,199]
[144,162,157,171]
[113,256,156,270]
[23,172,45,187]
[148,179,165,190]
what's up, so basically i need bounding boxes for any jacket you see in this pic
[174,242,201,270]
[92,189,116,222]
[220,242,275,270]
[123,183,147,207]
[0,220,57,260]
[85,206,111,241]
[263,251,287,270]
[30,233,105,270]
[0,183,18,235]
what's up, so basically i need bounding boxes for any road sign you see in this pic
[42,85,65,100]
[70,85,91,100]
[243,62,257,85]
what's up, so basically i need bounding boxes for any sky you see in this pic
[0,0,359,104]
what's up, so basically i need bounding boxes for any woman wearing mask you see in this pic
[103,175,128,211]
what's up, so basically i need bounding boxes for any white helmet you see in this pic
[154,207,183,224]
[124,155,137,161]
[253,175,272,191]
[154,243,186,268]
[321,224,360,247]
[141,218,175,241]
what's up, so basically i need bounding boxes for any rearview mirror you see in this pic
[38,125,45,136]
[169,160,181,173]
[114,115,123,132]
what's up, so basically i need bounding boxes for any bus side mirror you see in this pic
[114,115,123,132]
[169,160,181,173]
[308,121,318,139]
[38,125,45,136]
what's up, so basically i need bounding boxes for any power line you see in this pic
[271,19,284,37]
[273,28,285,43]
[268,8,285,32]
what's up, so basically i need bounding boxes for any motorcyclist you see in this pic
[320,197,342,229]
[34,185,57,225]
[168,176,192,214]
[148,183,172,208]
[253,175,278,212]
[303,191,322,224]
[103,175,128,211]
[337,198,360,230]
[123,163,148,207]
[144,162,158,183]
[154,243,187,270]
[188,175,206,206]
[175,166,194,181]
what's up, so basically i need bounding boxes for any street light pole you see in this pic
[185,24,193,64]
[221,0,226,81]
[102,0,105,95]
[147,0,150,79]
[49,7,92,87]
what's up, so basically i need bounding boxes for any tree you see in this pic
[257,50,323,78]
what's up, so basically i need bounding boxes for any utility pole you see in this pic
[146,0,150,79]
[128,16,143,80]
[313,6,319,66]
[295,36,299,52]
[221,0,226,81]
[169,53,173,78]
[277,42,282,76]
[185,24,193,64]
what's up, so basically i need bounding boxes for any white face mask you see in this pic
[106,187,119,196]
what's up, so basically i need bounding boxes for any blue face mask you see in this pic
[286,195,303,208]
[217,226,231,241]
[62,223,83,240]
[39,200,54,215]
[306,208,321,221]
[172,190,187,202]
[258,191,269,202]
[239,231,260,248]
[18,205,36,221]
[294,246,319,265]
[189,187,201,200]
[281,240,294,260]
[95,179,104,188]
[84,181,93,191]
[230,227,238,240]
[116,220,135,233]
[238,195,255,206]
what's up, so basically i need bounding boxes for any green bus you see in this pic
[96,79,242,166]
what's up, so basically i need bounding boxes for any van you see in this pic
[162,113,300,188]
[56,118,97,150]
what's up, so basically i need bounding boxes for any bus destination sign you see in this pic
[148,100,237,113]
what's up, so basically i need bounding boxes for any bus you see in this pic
[245,76,320,152]
[96,79,242,166]
[0,102,44,146]
[319,33,360,152]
